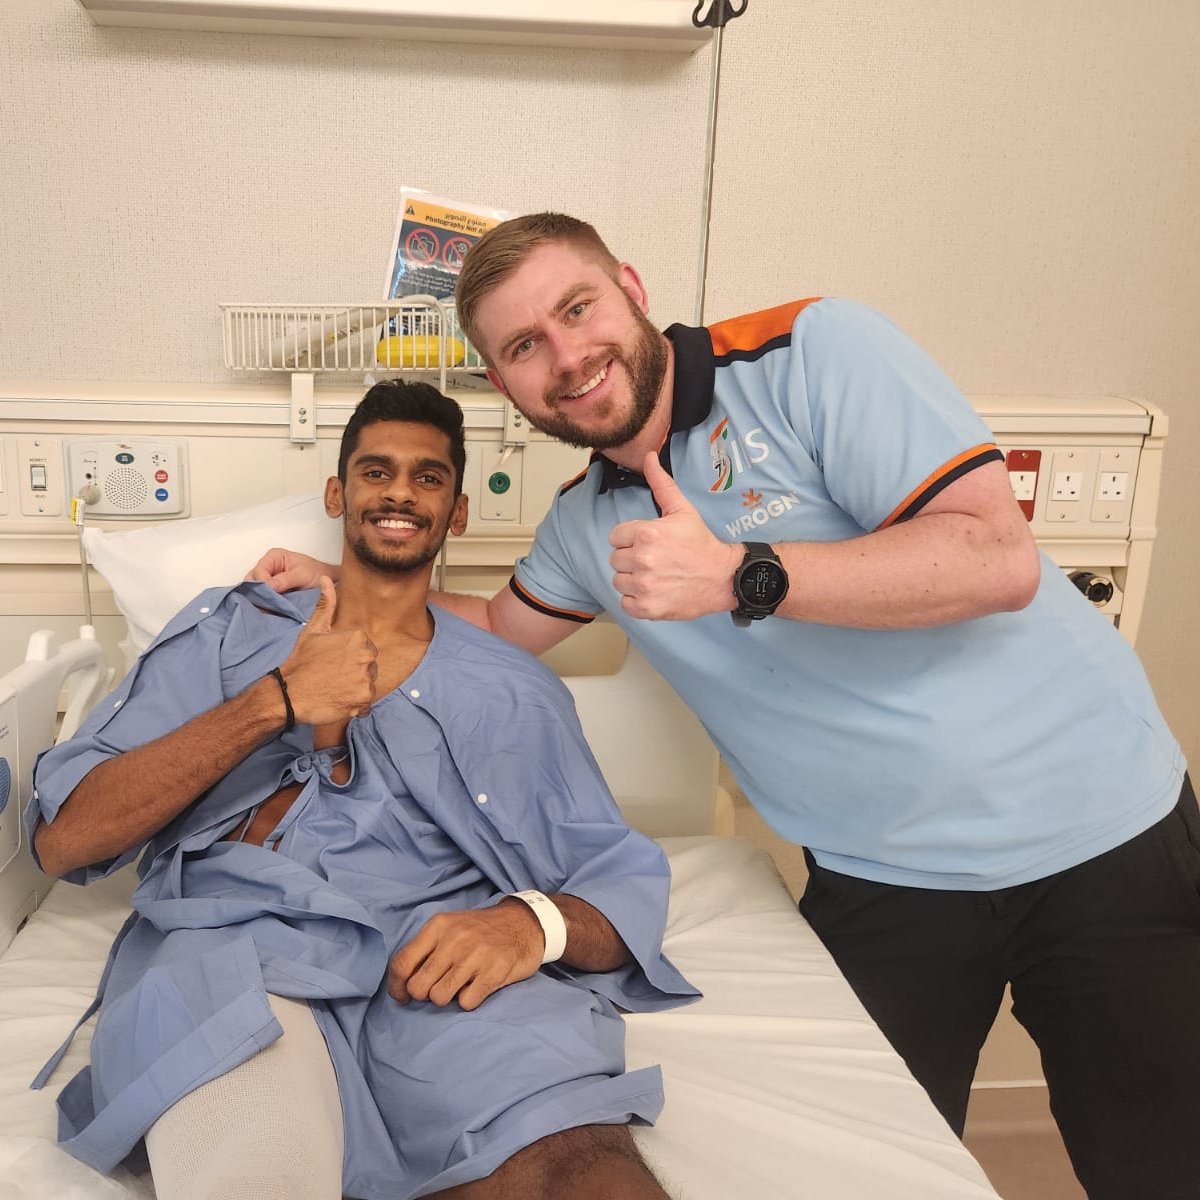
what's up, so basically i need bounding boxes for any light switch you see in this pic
[17,436,63,517]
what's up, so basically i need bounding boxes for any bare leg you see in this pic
[429,1125,672,1200]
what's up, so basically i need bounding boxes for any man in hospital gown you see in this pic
[26,380,698,1200]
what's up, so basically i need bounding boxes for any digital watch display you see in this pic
[731,542,789,628]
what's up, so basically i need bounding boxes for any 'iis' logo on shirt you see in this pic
[709,416,773,492]
[708,417,799,535]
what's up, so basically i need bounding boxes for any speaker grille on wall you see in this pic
[104,468,149,510]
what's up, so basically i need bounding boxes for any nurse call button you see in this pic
[154,487,169,502]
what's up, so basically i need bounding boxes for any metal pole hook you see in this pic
[692,0,749,30]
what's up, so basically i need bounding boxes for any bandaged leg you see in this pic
[144,994,344,1200]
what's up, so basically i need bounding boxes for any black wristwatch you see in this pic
[731,542,789,628]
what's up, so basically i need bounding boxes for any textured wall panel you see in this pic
[708,0,1200,774]
[0,0,711,383]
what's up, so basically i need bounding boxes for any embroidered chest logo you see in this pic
[704,419,799,534]
[709,419,735,492]
[708,416,773,492]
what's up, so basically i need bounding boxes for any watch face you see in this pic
[742,561,787,608]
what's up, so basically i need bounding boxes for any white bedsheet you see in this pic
[0,837,1000,1199]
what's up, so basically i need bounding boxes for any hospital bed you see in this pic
[0,554,1003,1197]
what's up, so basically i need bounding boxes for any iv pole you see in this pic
[691,0,749,326]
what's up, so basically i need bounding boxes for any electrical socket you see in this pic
[1096,472,1130,502]
[1008,471,1037,502]
[1051,472,1083,501]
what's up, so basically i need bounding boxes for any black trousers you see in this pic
[799,775,1200,1200]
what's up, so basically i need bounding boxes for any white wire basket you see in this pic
[219,296,487,377]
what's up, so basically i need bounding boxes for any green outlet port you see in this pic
[488,471,511,495]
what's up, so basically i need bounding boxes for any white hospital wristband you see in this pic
[509,890,568,964]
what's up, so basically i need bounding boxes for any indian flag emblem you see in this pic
[709,418,733,492]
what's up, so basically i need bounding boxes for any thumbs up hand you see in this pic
[276,577,379,726]
[608,453,743,620]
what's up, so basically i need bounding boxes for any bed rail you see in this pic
[0,630,111,952]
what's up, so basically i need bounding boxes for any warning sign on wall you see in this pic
[384,189,509,301]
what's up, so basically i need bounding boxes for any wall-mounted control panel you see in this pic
[0,388,1166,649]
[63,439,189,519]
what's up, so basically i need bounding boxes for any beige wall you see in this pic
[706,0,1200,768]
[0,0,710,380]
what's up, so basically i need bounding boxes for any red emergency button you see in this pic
[155,469,169,483]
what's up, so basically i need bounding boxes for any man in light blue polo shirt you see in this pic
[254,213,1196,1200]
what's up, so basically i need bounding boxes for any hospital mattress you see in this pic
[0,835,1001,1200]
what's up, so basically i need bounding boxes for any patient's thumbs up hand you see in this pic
[607,452,741,621]
[276,578,378,726]
[307,576,337,633]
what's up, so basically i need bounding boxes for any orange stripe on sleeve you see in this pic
[708,298,823,358]
[509,576,597,624]
[877,444,1001,529]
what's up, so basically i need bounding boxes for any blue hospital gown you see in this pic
[26,583,699,1199]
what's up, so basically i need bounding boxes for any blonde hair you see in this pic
[455,213,619,360]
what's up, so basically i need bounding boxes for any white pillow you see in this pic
[83,493,343,654]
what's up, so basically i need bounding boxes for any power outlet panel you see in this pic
[997,440,1141,536]
[1090,447,1137,525]
[1009,471,1037,501]
[1050,471,1083,501]
[1005,448,1041,521]
[1044,448,1099,525]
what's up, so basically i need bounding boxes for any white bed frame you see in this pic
[0,629,110,954]
[0,631,1003,1199]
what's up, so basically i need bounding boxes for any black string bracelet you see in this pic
[268,667,295,731]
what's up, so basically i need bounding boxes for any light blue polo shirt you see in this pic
[511,297,1185,890]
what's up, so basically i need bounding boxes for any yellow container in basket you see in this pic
[376,335,466,368]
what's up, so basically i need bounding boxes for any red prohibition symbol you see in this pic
[405,228,440,263]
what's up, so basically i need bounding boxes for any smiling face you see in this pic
[473,242,669,452]
[325,420,468,576]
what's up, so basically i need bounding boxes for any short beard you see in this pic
[344,513,444,576]
[528,300,668,451]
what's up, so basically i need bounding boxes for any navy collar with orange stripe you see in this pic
[595,322,715,495]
